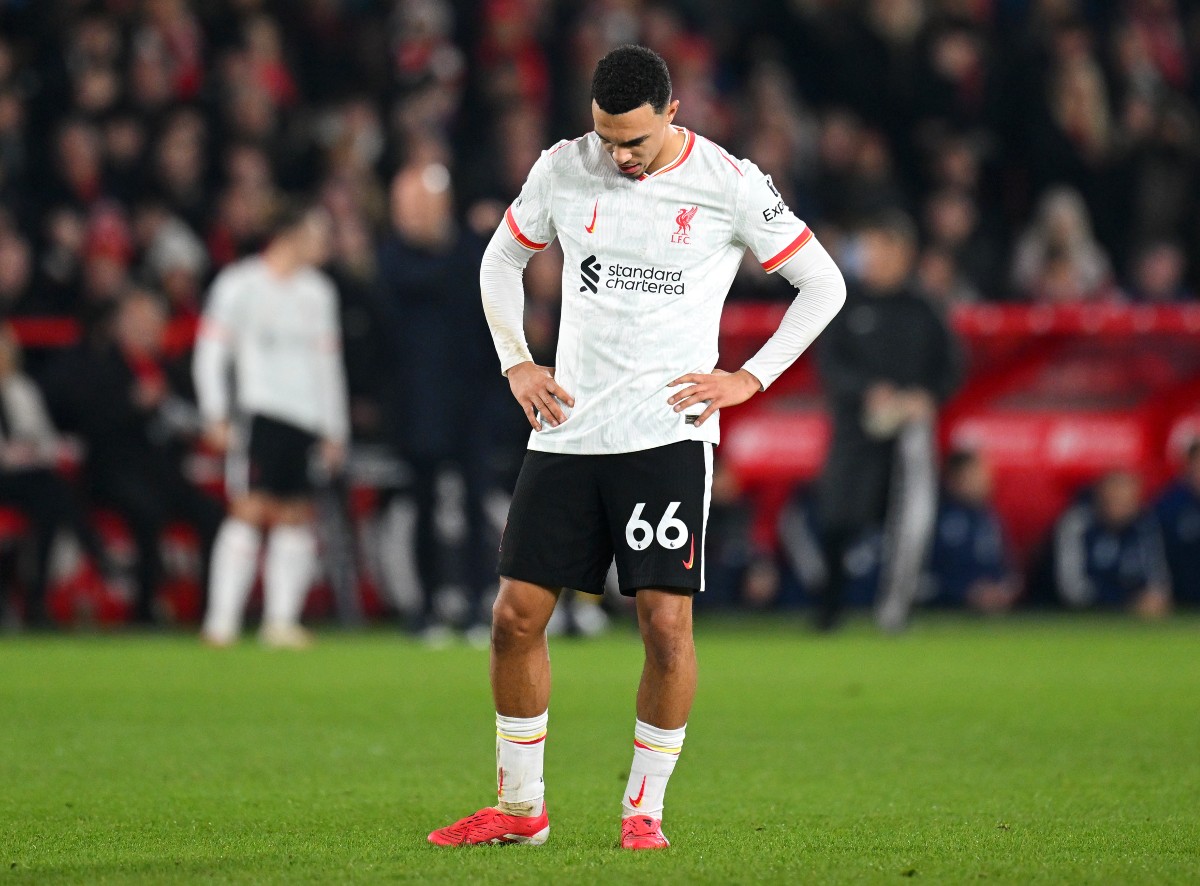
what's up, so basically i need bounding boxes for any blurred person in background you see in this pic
[924,449,1018,614]
[144,214,210,321]
[1012,187,1117,302]
[44,289,221,626]
[0,326,110,628]
[917,245,981,306]
[150,109,210,235]
[326,210,389,442]
[0,227,35,316]
[1054,469,1171,617]
[921,187,999,300]
[377,161,499,643]
[36,208,87,315]
[46,119,107,217]
[1125,240,1193,302]
[1153,440,1200,607]
[194,204,348,649]
[816,210,961,632]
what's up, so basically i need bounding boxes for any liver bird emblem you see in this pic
[675,205,698,236]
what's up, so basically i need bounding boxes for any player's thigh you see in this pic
[499,451,612,595]
[244,415,319,501]
[602,441,712,596]
[228,492,272,526]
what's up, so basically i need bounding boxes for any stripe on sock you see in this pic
[634,738,682,755]
[498,729,547,745]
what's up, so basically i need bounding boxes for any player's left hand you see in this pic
[666,368,762,427]
[320,439,347,474]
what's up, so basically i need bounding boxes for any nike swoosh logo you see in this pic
[585,199,598,234]
[682,534,695,570]
[628,775,646,808]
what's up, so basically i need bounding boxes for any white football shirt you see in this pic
[499,126,815,455]
[193,256,349,443]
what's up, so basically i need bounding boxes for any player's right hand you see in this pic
[506,361,575,431]
[204,420,232,453]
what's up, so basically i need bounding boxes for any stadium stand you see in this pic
[2,1,1200,624]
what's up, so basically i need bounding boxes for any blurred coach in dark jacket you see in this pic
[815,211,962,631]
[378,161,509,639]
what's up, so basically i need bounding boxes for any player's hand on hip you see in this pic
[204,420,232,453]
[320,439,347,473]
[506,361,575,431]
[667,368,762,427]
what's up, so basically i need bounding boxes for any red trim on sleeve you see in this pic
[505,206,548,251]
[761,226,813,272]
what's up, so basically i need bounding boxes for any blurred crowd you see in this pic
[0,0,1197,631]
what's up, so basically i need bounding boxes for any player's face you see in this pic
[592,99,679,179]
[295,210,333,267]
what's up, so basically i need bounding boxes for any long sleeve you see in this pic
[480,222,537,375]
[481,146,559,376]
[741,237,846,390]
[315,283,350,444]
[193,273,237,426]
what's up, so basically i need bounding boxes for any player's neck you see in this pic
[645,125,686,176]
[262,245,300,279]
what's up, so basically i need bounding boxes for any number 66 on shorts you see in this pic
[625,502,688,551]
[498,440,712,597]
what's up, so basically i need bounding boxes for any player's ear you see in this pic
[664,99,679,124]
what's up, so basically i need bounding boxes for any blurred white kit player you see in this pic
[193,205,349,648]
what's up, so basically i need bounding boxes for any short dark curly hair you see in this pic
[591,45,672,115]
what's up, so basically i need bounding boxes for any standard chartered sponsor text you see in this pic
[606,263,686,294]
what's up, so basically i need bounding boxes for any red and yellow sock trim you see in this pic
[634,738,682,755]
[498,728,547,745]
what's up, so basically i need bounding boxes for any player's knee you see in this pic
[491,598,542,652]
[641,602,692,668]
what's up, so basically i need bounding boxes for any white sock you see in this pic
[262,524,317,628]
[496,710,547,817]
[202,518,261,641]
[622,719,685,819]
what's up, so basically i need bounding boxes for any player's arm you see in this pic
[480,151,574,431]
[314,281,350,471]
[668,168,846,427]
[192,272,238,452]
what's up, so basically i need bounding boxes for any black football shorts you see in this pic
[228,413,319,498]
[498,441,713,596]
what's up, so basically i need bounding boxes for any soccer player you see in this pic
[428,45,846,850]
[194,204,349,649]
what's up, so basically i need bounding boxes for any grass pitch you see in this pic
[2,614,1198,884]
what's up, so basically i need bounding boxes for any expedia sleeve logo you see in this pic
[580,255,602,292]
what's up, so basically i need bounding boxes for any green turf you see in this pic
[2,614,1198,884]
